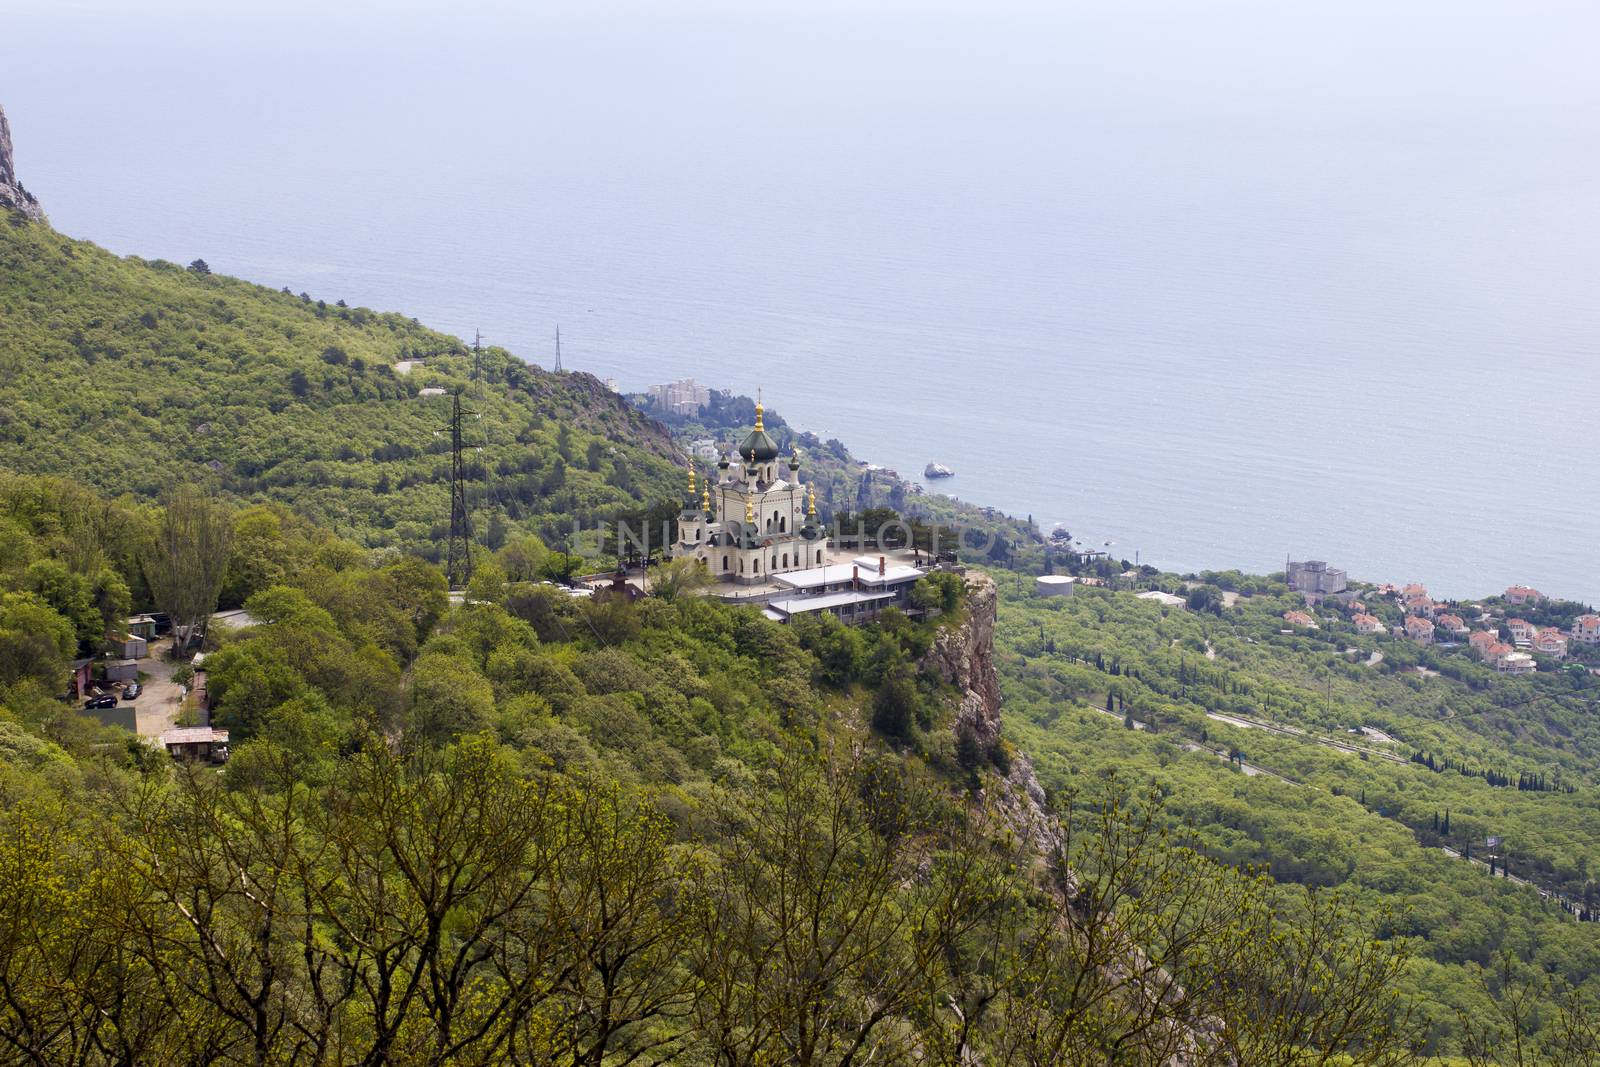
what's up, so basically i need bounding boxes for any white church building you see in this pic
[675,400,828,584]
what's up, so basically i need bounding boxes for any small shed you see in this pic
[68,657,94,699]
[104,659,139,683]
[110,633,148,659]
[1035,575,1077,598]
[126,615,158,641]
[160,726,231,763]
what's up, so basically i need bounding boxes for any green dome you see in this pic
[740,429,778,463]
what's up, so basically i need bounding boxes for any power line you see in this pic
[445,390,475,590]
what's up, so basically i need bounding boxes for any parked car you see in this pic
[122,681,142,701]
[83,694,118,710]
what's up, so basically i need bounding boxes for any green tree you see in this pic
[140,488,232,650]
[407,650,495,743]
[0,593,77,689]
[649,556,712,603]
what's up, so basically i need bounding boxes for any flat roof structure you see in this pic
[161,726,230,746]
[774,556,925,591]
[766,590,897,616]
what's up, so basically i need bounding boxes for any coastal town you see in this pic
[1027,549,1600,680]
[1275,561,1600,676]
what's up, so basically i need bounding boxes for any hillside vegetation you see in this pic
[4,208,1598,1060]
[0,471,1431,1065]
[995,572,1600,1056]
[0,219,681,556]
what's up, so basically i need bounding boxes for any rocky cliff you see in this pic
[0,105,45,222]
[923,570,1059,853]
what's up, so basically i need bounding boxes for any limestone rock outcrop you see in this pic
[922,570,1060,853]
[0,105,45,222]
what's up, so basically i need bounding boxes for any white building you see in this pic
[761,555,927,623]
[1036,574,1077,597]
[676,401,827,585]
[647,378,710,417]
[1287,559,1348,600]
[1495,651,1537,675]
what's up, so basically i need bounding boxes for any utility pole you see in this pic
[446,390,475,590]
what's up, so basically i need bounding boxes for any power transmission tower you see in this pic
[472,328,483,387]
[554,324,563,373]
[446,390,475,589]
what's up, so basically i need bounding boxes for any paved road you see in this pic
[133,637,188,737]
[1204,711,1410,764]
[1086,705,1294,783]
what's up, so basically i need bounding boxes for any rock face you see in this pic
[922,570,1060,853]
[922,570,1002,743]
[0,105,45,222]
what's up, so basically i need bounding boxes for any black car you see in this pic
[122,682,142,701]
[83,694,117,709]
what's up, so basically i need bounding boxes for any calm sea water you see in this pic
[7,1,1599,603]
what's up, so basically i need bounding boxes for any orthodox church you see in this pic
[675,401,829,584]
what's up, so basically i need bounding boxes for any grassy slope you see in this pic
[0,218,682,554]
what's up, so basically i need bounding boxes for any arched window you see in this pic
[816,549,823,564]
[782,552,789,568]
[754,559,761,572]
[739,559,745,573]
[722,555,729,571]
[771,555,778,569]
[779,516,787,533]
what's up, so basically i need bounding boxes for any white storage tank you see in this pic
[1035,574,1077,598]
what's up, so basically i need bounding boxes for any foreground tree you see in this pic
[689,744,1010,1066]
[647,556,713,603]
[1457,951,1600,1067]
[957,785,1419,1066]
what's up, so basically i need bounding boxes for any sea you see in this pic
[6,0,1599,603]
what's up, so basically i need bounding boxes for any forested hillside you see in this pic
[0,472,1431,1064]
[0,218,681,555]
[994,572,1600,1056]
